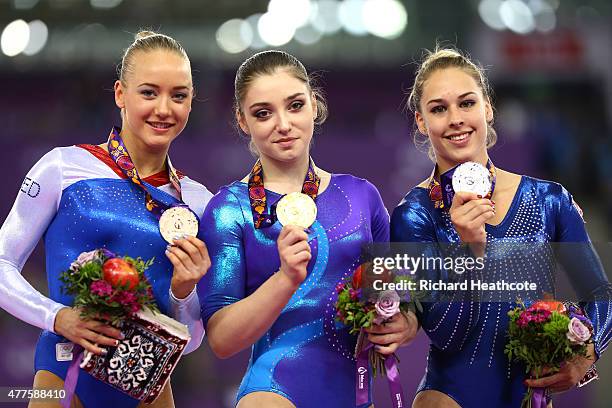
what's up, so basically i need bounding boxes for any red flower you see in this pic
[352,265,363,289]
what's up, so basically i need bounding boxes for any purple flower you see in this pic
[101,248,116,259]
[516,309,552,328]
[375,290,400,320]
[567,317,591,345]
[349,288,362,301]
[90,280,113,297]
[336,282,345,294]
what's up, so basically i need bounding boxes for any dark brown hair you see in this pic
[234,50,328,126]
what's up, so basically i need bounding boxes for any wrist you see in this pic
[276,268,301,292]
[171,282,196,300]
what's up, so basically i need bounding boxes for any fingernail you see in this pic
[101,348,108,355]
[165,249,170,256]
[114,340,119,346]
[491,200,496,205]
[173,234,181,241]
[119,332,125,340]
[374,345,381,351]
[477,195,483,199]
[166,244,172,250]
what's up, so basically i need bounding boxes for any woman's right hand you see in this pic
[53,307,123,355]
[449,191,495,257]
[277,225,311,287]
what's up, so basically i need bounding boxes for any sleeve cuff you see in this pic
[169,286,197,306]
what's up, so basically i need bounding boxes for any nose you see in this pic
[276,111,292,134]
[448,106,464,128]
[155,95,171,118]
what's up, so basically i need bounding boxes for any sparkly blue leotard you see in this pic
[0,144,211,407]
[391,176,611,408]
[198,174,389,407]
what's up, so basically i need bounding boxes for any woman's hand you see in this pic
[449,192,495,257]
[365,311,419,355]
[53,307,123,355]
[167,235,211,299]
[277,225,311,288]
[524,344,597,393]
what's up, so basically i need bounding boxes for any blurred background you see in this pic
[1,0,611,407]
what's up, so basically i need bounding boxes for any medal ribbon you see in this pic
[248,158,320,229]
[428,159,496,210]
[107,126,185,218]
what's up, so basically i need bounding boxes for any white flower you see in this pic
[567,317,591,345]
[375,290,401,320]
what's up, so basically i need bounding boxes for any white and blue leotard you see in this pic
[0,143,211,407]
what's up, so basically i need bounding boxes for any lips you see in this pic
[146,121,174,130]
[274,137,297,143]
[444,131,473,143]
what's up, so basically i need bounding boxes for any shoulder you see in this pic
[521,175,569,201]
[205,181,247,212]
[202,181,249,229]
[330,173,381,196]
[391,187,433,224]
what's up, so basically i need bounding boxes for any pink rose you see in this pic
[70,250,100,271]
[375,290,400,321]
[567,317,591,345]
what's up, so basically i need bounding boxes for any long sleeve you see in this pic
[366,180,390,243]
[390,193,481,352]
[0,148,67,333]
[553,185,612,359]
[168,287,204,354]
[196,188,248,330]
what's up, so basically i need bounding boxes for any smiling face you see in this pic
[415,67,493,172]
[237,69,317,164]
[114,49,193,151]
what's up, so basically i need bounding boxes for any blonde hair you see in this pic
[407,46,497,160]
[118,30,190,86]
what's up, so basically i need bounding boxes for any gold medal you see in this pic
[276,192,317,228]
[159,206,199,243]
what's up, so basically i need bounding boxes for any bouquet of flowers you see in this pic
[335,263,417,408]
[59,248,158,324]
[59,249,190,405]
[505,298,595,408]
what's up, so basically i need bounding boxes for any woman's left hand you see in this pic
[167,235,211,299]
[524,343,596,393]
[365,310,419,355]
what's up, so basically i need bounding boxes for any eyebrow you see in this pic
[426,91,476,105]
[137,83,191,90]
[248,92,305,110]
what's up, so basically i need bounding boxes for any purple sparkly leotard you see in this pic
[198,174,389,407]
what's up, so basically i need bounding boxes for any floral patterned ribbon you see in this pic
[428,159,496,210]
[107,126,187,219]
[248,158,320,229]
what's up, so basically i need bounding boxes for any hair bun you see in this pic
[135,30,157,41]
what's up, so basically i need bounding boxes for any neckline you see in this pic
[485,175,525,230]
[77,144,184,188]
[236,173,335,198]
[415,175,525,229]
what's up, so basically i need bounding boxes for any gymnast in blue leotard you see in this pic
[391,47,612,408]
[0,31,211,408]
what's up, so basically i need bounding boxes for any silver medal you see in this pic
[159,206,199,243]
[452,161,491,197]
